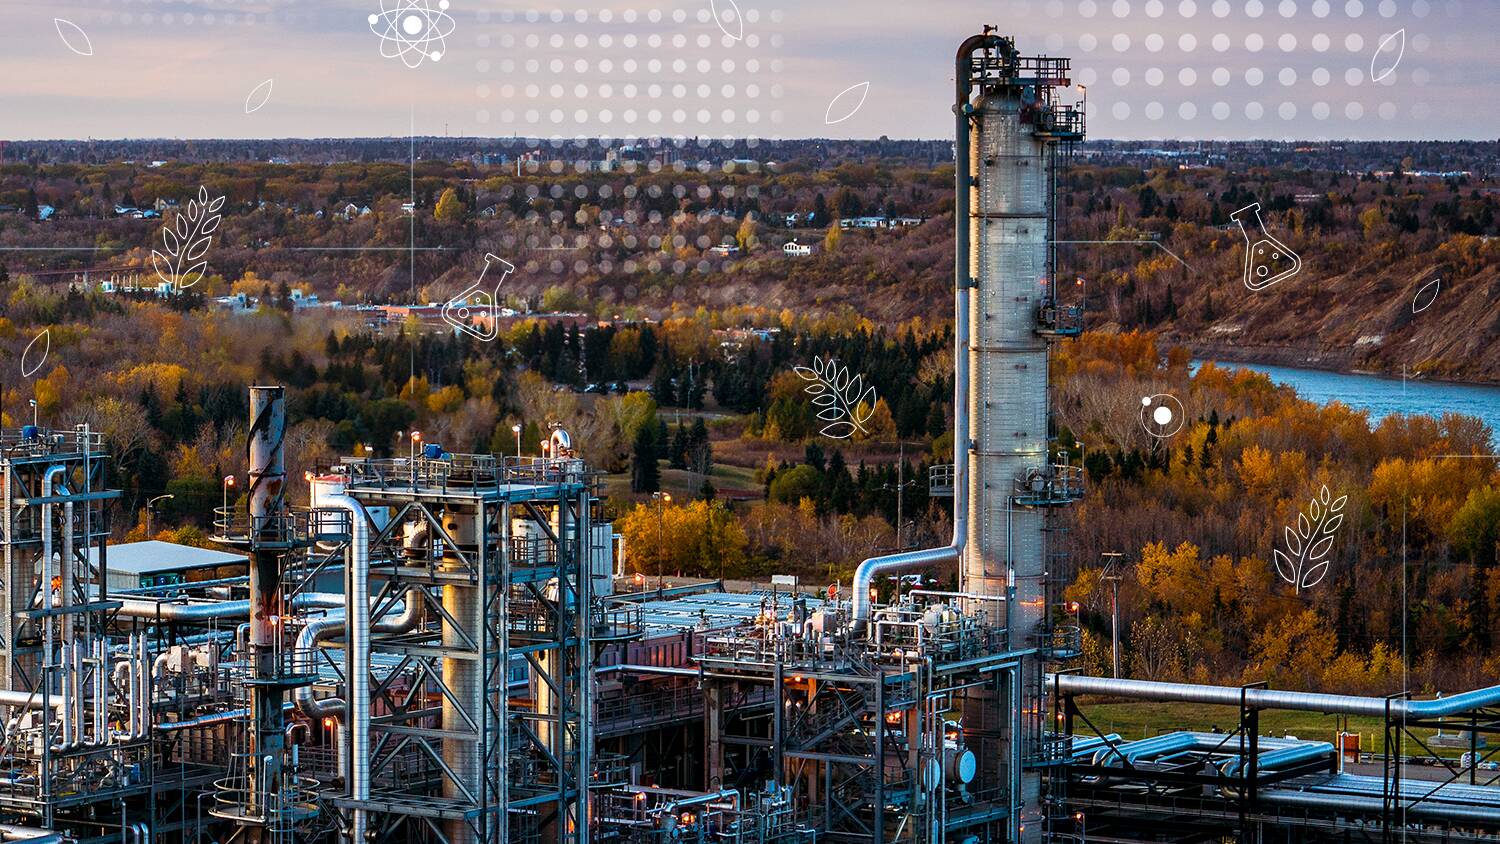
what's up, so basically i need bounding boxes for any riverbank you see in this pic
[1188,342,1500,389]
[1191,358,1500,446]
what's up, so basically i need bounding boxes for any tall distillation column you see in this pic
[957,32,1084,843]
[246,386,289,836]
[439,507,483,844]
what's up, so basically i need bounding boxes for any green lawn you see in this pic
[1075,701,1481,759]
[600,461,762,506]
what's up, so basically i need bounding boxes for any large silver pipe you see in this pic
[850,39,986,629]
[1051,674,1500,719]
[155,701,295,733]
[0,690,66,713]
[39,466,65,706]
[94,638,107,740]
[293,587,424,718]
[1259,788,1500,824]
[1220,741,1334,779]
[113,592,344,622]
[0,824,65,844]
[319,489,372,843]
[135,633,148,738]
[59,642,72,749]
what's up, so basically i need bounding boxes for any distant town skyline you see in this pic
[7,0,1499,143]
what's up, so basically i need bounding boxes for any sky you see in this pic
[6,0,1500,143]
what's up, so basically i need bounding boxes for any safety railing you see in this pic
[928,464,955,497]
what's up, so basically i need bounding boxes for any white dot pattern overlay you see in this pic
[466,3,785,278]
[474,4,785,134]
[1037,0,1453,139]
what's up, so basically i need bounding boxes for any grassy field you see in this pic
[1076,701,1481,759]
[599,461,761,507]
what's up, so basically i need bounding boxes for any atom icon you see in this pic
[368,0,454,68]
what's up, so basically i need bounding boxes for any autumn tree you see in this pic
[434,187,466,223]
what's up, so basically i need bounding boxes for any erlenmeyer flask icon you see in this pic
[442,253,514,341]
[1230,203,1302,291]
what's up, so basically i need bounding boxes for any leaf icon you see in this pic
[244,78,274,114]
[54,18,94,56]
[151,250,173,281]
[1412,277,1440,313]
[1273,483,1347,592]
[1272,549,1296,585]
[179,261,208,290]
[820,421,857,440]
[20,328,50,378]
[825,82,871,126]
[709,0,744,42]
[155,184,224,288]
[794,356,879,439]
[1301,559,1330,590]
[1371,28,1406,83]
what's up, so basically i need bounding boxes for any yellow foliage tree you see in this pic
[434,187,465,223]
[617,500,749,581]
[426,385,465,414]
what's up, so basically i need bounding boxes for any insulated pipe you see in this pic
[658,789,741,827]
[60,495,73,641]
[318,489,372,843]
[0,824,65,844]
[1220,741,1334,779]
[1050,674,1500,720]
[59,643,72,750]
[154,701,296,733]
[39,466,65,704]
[0,690,66,714]
[135,633,148,738]
[113,592,344,622]
[293,588,424,718]
[94,639,106,740]
[1258,788,1500,824]
[850,38,996,630]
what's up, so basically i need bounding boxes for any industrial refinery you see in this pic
[0,32,1496,844]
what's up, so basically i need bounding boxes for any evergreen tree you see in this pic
[804,442,826,473]
[652,365,676,407]
[688,418,712,475]
[670,423,689,470]
[630,425,660,493]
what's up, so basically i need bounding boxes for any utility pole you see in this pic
[896,442,904,551]
[883,441,918,552]
[1101,552,1124,678]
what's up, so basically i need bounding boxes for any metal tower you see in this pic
[956,30,1085,843]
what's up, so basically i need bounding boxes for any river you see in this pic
[1194,361,1500,446]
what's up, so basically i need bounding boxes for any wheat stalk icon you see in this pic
[152,186,225,290]
[794,356,876,440]
[1272,484,1346,592]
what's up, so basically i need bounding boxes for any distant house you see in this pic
[783,241,813,257]
[783,213,800,228]
[36,205,55,221]
[840,216,886,230]
[337,202,372,220]
[708,244,740,257]
[478,205,499,218]
[153,198,178,213]
[400,202,416,215]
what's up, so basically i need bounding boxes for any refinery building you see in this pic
[0,31,1496,844]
